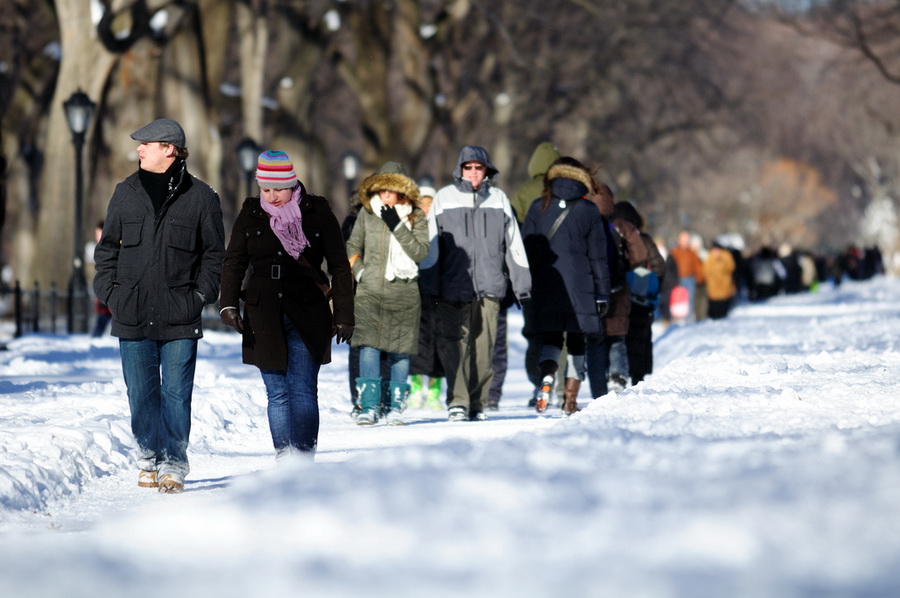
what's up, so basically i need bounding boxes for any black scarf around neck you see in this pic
[139,158,184,215]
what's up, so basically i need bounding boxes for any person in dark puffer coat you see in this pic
[522,157,611,415]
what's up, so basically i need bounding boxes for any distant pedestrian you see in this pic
[90,221,113,338]
[611,202,666,384]
[512,142,562,404]
[408,183,446,411]
[704,240,737,319]
[670,230,705,323]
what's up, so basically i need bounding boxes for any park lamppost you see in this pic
[236,137,260,198]
[341,150,360,204]
[63,89,96,334]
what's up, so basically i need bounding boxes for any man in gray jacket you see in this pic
[419,146,531,421]
[94,118,225,493]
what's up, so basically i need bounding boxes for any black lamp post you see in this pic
[236,138,261,198]
[63,89,96,334]
[341,150,360,204]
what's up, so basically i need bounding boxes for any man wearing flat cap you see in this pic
[94,118,225,494]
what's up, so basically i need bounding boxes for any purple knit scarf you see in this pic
[260,184,309,258]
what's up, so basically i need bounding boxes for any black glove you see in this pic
[380,205,401,231]
[334,323,355,344]
[596,299,610,318]
[220,308,244,333]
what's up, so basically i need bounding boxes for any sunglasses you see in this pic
[463,164,486,171]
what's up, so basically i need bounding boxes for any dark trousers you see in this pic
[626,306,654,384]
[487,306,508,405]
[707,298,732,320]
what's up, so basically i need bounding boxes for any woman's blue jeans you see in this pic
[260,318,321,455]
[359,345,409,382]
[119,337,198,477]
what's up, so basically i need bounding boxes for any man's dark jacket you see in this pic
[93,166,225,340]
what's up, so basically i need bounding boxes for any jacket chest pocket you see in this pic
[246,226,271,254]
[121,218,144,247]
[169,223,197,252]
[117,218,145,274]
[165,223,199,286]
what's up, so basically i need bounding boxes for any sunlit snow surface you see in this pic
[1,278,899,597]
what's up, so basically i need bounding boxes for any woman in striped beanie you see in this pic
[219,150,355,458]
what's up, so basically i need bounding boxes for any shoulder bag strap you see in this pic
[546,205,572,241]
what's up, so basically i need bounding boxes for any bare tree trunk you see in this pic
[32,0,117,288]
[238,0,268,143]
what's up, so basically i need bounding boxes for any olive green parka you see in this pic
[347,171,429,354]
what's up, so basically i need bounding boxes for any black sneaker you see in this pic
[448,406,468,421]
[469,411,488,421]
[486,399,500,411]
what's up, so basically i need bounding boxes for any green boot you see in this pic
[385,381,411,425]
[408,374,424,409]
[425,377,444,410]
[356,377,382,426]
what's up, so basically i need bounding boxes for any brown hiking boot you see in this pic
[157,473,185,494]
[137,469,158,488]
[563,378,581,415]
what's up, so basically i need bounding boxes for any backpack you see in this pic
[627,266,661,308]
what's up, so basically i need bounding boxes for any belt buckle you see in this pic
[271,264,282,280]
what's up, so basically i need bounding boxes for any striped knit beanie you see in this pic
[256,150,298,189]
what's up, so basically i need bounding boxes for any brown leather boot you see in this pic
[563,378,581,415]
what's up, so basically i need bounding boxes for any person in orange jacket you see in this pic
[670,230,705,323]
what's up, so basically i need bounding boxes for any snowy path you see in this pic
[2,278,900,597]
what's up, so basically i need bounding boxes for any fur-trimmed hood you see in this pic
[546,163,594,192]
[357,171,420,213]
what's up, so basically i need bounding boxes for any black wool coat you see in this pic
[219,188,354,369]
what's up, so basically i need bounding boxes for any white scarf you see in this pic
[369,196,418,281]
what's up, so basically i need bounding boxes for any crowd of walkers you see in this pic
[91,119,886,492]
[658,231,885,326]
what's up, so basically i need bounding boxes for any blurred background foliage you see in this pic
[3,0,900,287]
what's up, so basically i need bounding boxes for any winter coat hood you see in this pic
[546,162,594,194]
[357,171,421,214]
[452,146,499,192]
[527,142,561,179]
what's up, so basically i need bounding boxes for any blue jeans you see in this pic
[260,318,321,455]
[119,337,198,477]
[679,275,697,322]
[359,345,409,385]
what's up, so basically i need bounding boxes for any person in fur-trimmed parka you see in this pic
[522,157,611,415]
[346,164,429,425]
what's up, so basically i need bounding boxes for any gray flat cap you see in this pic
[130,118,186,148]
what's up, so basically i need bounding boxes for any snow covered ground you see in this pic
[1,277,900,597]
